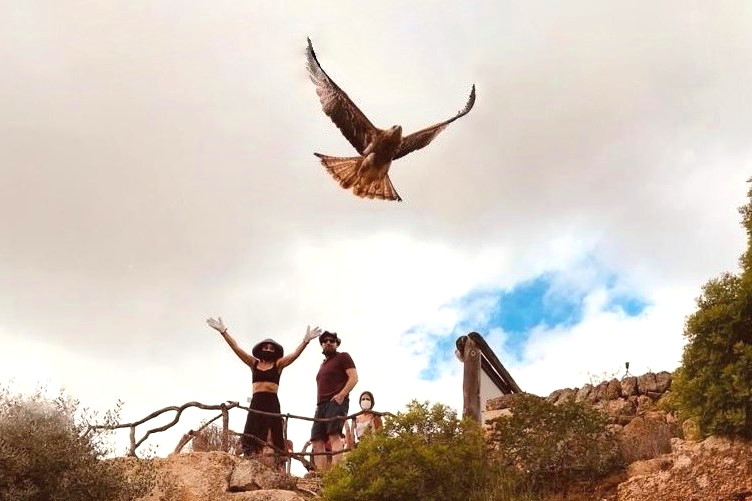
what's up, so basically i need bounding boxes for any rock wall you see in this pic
[542,371,673,423]
[487,371,752,500]
[488,371,672,416]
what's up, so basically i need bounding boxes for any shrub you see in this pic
[189,421,241,453]
[671,272,752,438]
[321,400,492,501]
[670,179,752,439]
[486,393,622,494]
[0,385,153,501]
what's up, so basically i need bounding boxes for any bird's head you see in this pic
[389,125,402,141]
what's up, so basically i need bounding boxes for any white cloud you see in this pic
[2,0,750,476]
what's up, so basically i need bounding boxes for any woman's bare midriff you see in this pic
[253,381,279,394]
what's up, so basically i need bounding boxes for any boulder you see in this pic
[605,378,623,400]
[591,381,609,402]
[545,389,563,404]
[547,388,577,405]
[483,408,512,425]
[575,384,593,402]
[486,393,523,411]
[230,460,297,492]
[621,376,638,397]
[636,373,658,395]
[601,398,636,421]
[119,452,313,501]
[618,411,679,463]
[654,371,672,393]
[626,456,673,478]
[635,395,654,414]
[553,388,577,405]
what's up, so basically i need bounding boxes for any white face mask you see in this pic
[360,398,372,410]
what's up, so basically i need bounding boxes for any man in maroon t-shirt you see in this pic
[310,331,358,470]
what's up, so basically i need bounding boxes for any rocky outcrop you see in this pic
[618,436,752,501]
[616,411,680,463]
[538,372,675,429]
[490,372,679,444]
[539,372,683,468]
[494,371,752,500]
[116,452,317,501]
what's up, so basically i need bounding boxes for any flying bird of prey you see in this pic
[306,38,476,202]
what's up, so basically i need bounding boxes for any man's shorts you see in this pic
[310,398,349,441]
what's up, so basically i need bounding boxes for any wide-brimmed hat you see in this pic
[252,338,284,359]
[319,331,341,346]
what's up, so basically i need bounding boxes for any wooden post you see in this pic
[462,336,482,423]
[128,426,137,457]
[173,430,195,454]
[283,415,290,474]
[221,405,229,452]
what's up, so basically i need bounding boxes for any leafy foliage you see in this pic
[671,180,752,439]
[0,385,153,501]
[321,400,492,501]
[486,394,622,494]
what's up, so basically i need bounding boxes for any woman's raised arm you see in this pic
[206,317,256,367]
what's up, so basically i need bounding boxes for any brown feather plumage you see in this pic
[306,38,474,202]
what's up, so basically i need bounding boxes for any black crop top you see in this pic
[252,361,281,384]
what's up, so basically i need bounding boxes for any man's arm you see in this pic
[332,368,358,404]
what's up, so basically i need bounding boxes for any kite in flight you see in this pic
[306,38,476,202]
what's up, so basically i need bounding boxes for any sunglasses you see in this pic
[321,338,338,344]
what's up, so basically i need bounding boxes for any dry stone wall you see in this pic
[487,371,674,427]
[486,371,682,464]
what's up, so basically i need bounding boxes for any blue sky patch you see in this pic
[414,267,650,381]
[489,274,584,334]
[418,335,458,380]
[607,294,648,316]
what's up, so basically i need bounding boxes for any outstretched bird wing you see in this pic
[306,38,379,155]
[393,85,476,160]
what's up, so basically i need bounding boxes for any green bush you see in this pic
[670,179,752,439]
[0,385,153,501]
[321,400,493,501]
[671,272,752,438]
[486,394,622,494]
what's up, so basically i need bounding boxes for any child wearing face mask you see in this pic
[349,391,383,446]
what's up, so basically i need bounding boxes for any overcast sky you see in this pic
[2,1,751,467]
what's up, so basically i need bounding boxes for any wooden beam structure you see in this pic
[456,332,521,424]
[461,335,482,422]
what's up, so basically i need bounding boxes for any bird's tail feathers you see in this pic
[314,154,361,190]
[314,153,402,202]
[353,174,402,202]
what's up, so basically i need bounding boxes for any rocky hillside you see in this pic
[619,436,752,501]
[120,371,750,501]
[488,371,751,500]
